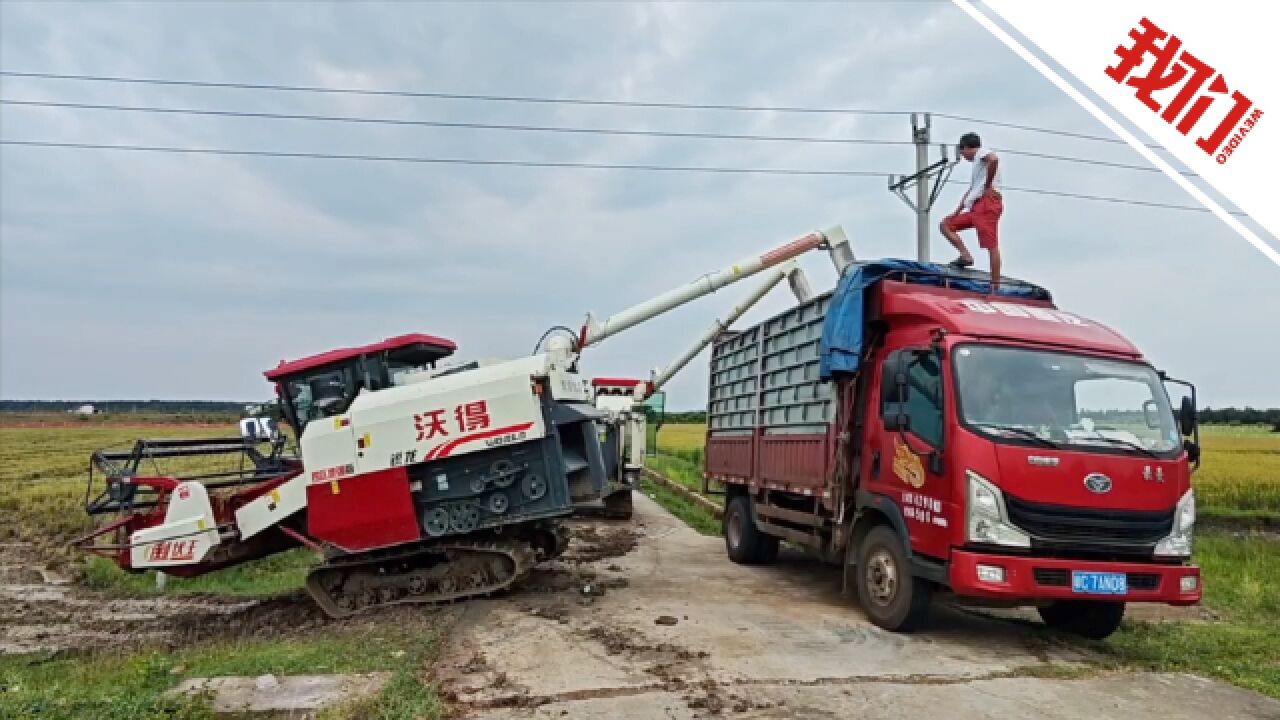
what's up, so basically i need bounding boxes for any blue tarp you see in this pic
[818,259,1050,380]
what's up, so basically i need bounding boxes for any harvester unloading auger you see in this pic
[74,227,853,617]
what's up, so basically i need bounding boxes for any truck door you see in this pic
[866,347,950,557]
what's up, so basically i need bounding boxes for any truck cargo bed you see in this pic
[706,291,836,495]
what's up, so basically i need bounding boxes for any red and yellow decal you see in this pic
[892,437,925,489]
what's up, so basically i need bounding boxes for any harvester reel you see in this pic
[521,473,547,501]
[488,492,510,514]
[423,507,451,537]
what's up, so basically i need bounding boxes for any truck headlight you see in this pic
[966,470,1031,548]
[1154,489,1195,558]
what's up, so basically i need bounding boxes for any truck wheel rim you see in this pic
[866,549,898,606]
[727,511,743,548]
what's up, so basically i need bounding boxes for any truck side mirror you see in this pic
[1178,396,1196,437]
[883,403,911,432]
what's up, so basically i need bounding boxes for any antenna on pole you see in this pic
[888,113,955,262]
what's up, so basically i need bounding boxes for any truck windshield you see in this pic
[954,344,1180,455]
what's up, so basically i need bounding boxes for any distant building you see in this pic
[70,404,96,415]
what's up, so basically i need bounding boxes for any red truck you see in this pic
[704,260,1201,639]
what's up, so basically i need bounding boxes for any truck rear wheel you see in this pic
[724,495,779,565]
[853,525,932,632]
[1037,600,1125,639]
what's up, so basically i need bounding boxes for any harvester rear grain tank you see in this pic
[75,227,852,617]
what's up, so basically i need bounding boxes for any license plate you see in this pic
[1071,571,1127,595]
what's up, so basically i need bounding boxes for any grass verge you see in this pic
[1097,530,1280,699]
[0,612,447,720]
[639,476,720,537]
[82,549,318,597]
[646,454,717,500]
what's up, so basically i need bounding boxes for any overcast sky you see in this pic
[1,1,1277,409]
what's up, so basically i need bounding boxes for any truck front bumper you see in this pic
[949,549,1201,605]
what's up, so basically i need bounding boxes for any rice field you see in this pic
[656,423,1280,519]
[0,417,277,548]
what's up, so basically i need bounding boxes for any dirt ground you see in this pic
[0,541,330,654]
[432,495,1280,720]
[4,500,1278,719]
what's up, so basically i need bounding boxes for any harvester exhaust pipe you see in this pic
[579,225,848,349]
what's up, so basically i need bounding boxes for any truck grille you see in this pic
[1005,494,1174,548]
[1032,569,1162,591]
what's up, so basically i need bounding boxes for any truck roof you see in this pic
[879,281,1142,358]
[264,333,458,381]
[814,260,1144,379]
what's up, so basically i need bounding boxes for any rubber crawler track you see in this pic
[304,534,548,618]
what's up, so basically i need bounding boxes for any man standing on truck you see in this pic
[940,133,1003,292]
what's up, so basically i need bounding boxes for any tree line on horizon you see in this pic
[2,401,1278,431]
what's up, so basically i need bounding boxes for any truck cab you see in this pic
[861,281,1199,634]
[708,261,1201,639]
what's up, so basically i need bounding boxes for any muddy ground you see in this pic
[0,522,642,657]
[3,504,1277,719]
[0,541,328,654]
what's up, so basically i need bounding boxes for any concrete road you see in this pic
[435,494,1279,720]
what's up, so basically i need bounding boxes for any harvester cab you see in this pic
[266,333,458,436]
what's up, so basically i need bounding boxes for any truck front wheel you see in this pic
[853,525,932,632]
[1037,600,1125,639]
[724,495,779,565]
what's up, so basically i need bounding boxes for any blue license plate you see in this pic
[1071,571,1127,595]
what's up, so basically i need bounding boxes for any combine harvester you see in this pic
[75,227,850,617]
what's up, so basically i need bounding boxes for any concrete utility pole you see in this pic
[913,114,931,261]
[889,113,955,262]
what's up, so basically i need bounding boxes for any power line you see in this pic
[994,184,1239,215]
[933,112,1162,147]
[1,99,915,147]
[0,69,1148,147]
[1,138,1232,214]
[0,70,911,116]
[0,98,1186,175]
[0,139,894,177]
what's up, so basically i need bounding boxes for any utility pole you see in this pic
[889,113,954,262]
[913,113,931,261]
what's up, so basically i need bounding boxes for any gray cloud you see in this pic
[2,1,1276,408]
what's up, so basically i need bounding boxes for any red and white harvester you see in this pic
[75,227,851,616]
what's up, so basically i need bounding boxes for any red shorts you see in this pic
[944,193,1003,249]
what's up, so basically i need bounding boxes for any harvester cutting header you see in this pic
[76,226,852,617]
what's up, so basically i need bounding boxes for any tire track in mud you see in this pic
[0,542,325,654]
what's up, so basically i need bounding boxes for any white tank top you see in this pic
[962,148,1001,210]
